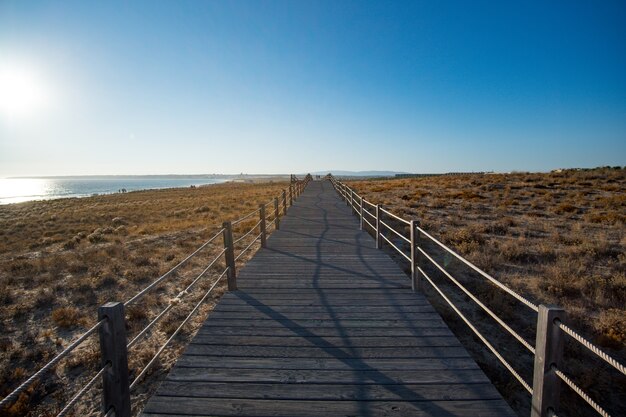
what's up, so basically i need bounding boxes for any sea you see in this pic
[0,177,228,205]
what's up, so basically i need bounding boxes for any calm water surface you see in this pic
[0,178,227,205]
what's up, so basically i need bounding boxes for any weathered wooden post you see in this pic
[274,197,280,230]
[359,196,364,230]
[410,220,421,292]
[289,184,293,206]
[222,221,237,290]
[350,189,354,213]
[531,305,565,417]
[98,302,131,417]
[259,204,267,248]
[375,204,382,249]
[282,190,287,214]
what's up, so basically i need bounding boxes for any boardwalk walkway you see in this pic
[141,180,515,417]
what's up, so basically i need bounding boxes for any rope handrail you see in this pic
[553,365,611,417]
[380,207,411,225]
[555,320,626,376]
[362,216,375,231]
[419,266,534,394]
[127,247,226,350]
[417,246,536,354]
[124,227,224,306]
[379,219,411,244]
[235,232,262,261]
[56,364,110,417]
[362,207,376,220]
[362,198,376,208]
[233,220,262,245]
[415,225,539,312]
[380,233,411,262]
[129,268,228,390]
[232,207,261,226]
[0,319,105,409]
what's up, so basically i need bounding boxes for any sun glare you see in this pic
[0,63,49,120]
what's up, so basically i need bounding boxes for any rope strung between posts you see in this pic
[0,319,105,409]
[417,246,536,355]
[419,266,534,394]
[235,233,263,261]
[129,268,228,390]
[56,364,110,417]
[127,247,226,350]
[555,320,626,376]
[553,365,611,417]
[124,228,224,306]
[233,220,262,245]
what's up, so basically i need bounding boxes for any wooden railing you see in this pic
[329,174,625,417]
[0,174,312,417]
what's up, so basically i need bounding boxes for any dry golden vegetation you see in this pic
[0,180,289,417]
[348,167,625,417]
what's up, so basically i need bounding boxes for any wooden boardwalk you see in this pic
[141,180,515,417]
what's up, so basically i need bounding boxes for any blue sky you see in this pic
[0,1,624,176]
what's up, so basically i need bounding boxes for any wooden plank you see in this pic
[190,335,462,347]
[173,356,482,371]
[184,345,471,358]
[155,381,503,401]
[143,397,516,417]
[166,367,490,384]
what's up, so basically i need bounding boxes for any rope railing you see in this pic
[233,220,262,244]
[1,174,313,417]
[124,227,224,307]
[419,266,534,394]
[232,207,261,226]
[417,246,536,354]
[379,219,411,244]
[553,365,612,417]
[555,320,626,376]
[0,318,105,408]
[56,363,110,417]
[129,267,229,390]
[329,175,625,417]
[127,247,226,350]
[380,233,411,262]
[235,232,263,261]
[415,224,539,312]
[380,206,411,225]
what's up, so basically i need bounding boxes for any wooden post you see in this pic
[98,302,131,417]
[259,204,267,248]
[289,184,293,206]
[282,190,287,214]
[375,204,382,249]
[531,305,565,417]
[350,189,354,213]
[359,196,364,230]
[274,197,280,230]
[222,221,237,290]
[410,220,421,292]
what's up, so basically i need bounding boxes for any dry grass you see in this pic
[348,167,625,417]
[0,180,289,417]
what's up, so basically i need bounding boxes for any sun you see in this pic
[0,63,49,120]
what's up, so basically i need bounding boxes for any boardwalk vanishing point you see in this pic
[141,179,516,417]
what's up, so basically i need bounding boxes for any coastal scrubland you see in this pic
[347,167,625,417]
[0,180,288,416]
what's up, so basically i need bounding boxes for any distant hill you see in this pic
[310,170,409,177]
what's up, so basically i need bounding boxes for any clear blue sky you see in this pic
[0,0,624,176]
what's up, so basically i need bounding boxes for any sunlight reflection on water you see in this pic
[0,178,226,205]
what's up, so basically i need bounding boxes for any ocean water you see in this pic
[0,177,227,205]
